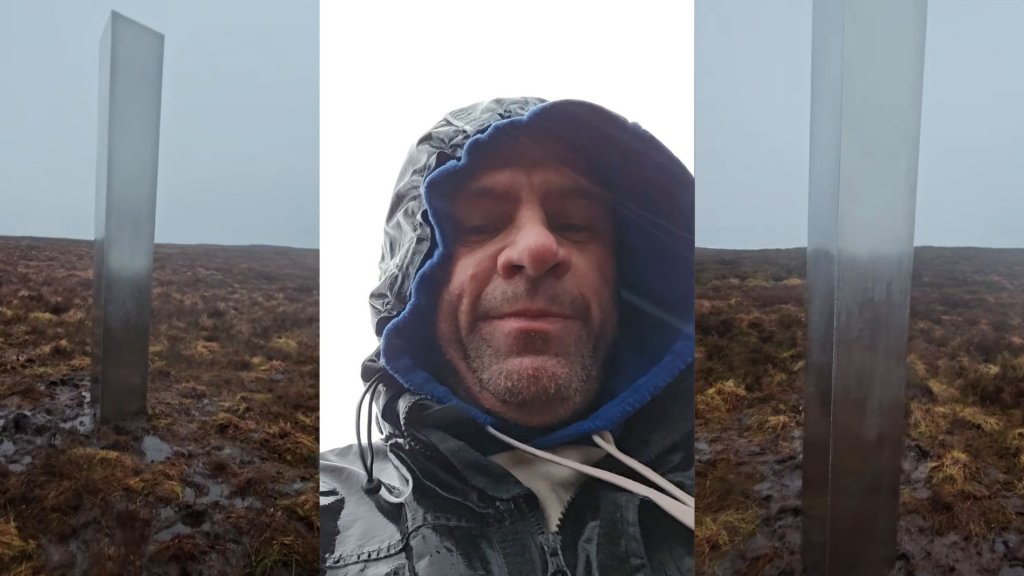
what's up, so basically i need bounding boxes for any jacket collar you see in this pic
[368,361,694,502]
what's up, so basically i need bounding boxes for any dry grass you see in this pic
[929,449,974,492]
[747,410,797,435]
[697,507,761,562]
[696,379,749,419]
[695,454,763,570]
[0,237,318,575]
[920,446,1015,538]
[236,506,317,576]
[0,517,36,566]
[696,246,1024,573]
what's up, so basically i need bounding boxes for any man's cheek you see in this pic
[463,258,493,287]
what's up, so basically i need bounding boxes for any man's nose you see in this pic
[496,214,568,280]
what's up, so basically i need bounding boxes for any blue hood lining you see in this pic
[379,100,694,449]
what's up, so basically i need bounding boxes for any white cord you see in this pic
[486,426,694,530]
[591,431,695,509]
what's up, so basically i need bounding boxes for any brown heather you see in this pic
[0,237,318,576]
[696,247,1024,575]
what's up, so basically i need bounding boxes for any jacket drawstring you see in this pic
[590,431,695,510]
[486,426,695,530]
[355,374,385,494]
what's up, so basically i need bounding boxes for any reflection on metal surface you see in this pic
[91,11,164,424]
[803,0,928,574]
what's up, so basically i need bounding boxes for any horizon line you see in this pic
[3,234,1021,252]
[0,234,318,251]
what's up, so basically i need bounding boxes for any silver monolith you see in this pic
[802,0,928,574]
[91,11,164,423]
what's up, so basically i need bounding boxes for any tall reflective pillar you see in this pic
[802,0,928,574]
[91,11,164,423]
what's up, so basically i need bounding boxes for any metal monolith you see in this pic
[91,11,164,423]
[802,0,928,574]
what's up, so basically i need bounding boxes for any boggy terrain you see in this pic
[0,237,318,575]
[696,247,1024,575]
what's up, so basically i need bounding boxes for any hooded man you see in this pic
[320,97,695,575]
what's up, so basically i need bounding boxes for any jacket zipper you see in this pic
[554,437,678,533]
[552,475,591,534]
[520,495,572,576]
[547,441,691,574]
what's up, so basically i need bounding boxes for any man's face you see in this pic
[435,157,618,428]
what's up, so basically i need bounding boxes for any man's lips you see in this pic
[480,309,581,330]
[493,308,575,320]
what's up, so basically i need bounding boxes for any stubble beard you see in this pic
[465,326,597,409]
[438,290,613,427]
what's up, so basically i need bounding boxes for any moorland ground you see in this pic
[0,236,319,576]
[696,247,1024,575]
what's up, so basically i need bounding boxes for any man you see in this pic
[321,97,695,575]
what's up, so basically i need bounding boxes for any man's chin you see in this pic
[473,357,596,427]
[495,354,571,373]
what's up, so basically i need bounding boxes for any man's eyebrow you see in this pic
[457,184,514,200]
[453,178,611,206]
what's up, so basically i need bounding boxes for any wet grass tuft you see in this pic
[0,237,318,575]
[696,247,1024,574]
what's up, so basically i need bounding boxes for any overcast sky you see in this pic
[697,0,1024,249]
[0,0,318,248]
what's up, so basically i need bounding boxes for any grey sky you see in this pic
[0,0,318,248]
[697,1,1024,249]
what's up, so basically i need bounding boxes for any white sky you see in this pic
[697,0,1024,249]
[320,2,695,450]
[0,0,318,248]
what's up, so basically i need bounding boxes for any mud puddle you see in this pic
[0,373,94,470]
[701,428,1024,574]
[141,435,173,463]
[0,238,319,575]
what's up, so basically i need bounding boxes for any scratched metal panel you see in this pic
[802,0,928,574]
[92,12,164,423]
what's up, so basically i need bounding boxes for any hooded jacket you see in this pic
[320,98,695,576]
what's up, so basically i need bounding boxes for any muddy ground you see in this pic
[696,247,1024,575]
[0,236,318,575]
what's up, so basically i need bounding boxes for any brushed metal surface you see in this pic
[91,11,164,424]
[802,0,928,574]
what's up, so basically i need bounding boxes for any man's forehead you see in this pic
[455,137,607,198]
[446,169,610,218]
